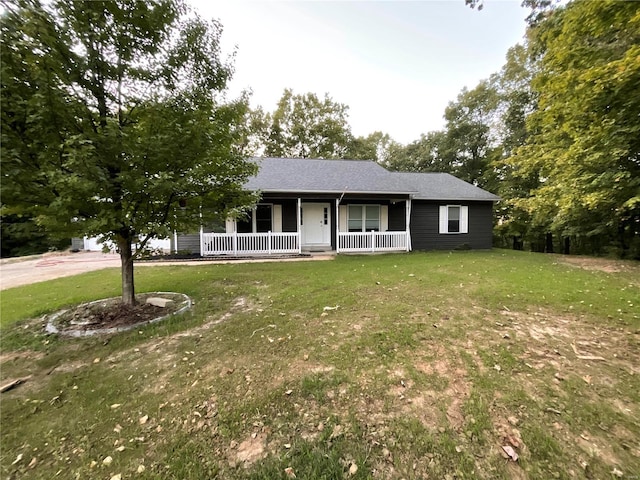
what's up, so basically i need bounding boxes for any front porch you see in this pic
[200,230,409,256]
[184,195,412,257]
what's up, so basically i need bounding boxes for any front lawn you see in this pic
[1,250,638,479]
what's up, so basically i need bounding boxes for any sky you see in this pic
[191,0,529,144]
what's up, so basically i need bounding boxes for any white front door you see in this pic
[302,203,331,246]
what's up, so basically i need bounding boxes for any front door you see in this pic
[302,203,331,246]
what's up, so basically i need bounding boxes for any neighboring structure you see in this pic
[173,157,499,256]
[73,236,171,252]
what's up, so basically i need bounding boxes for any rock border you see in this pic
[45,292,192,337]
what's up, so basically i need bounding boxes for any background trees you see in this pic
[262,89,353,159]
[1,0,257,302]
[508,0,640,256]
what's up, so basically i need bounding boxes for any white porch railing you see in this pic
[338,231,408,253]
[201,232,301,256]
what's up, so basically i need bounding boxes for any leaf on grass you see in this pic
[501,445,518,461]
[284,467,296,478]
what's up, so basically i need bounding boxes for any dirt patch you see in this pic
[556,255,637,275]
[0,350,44,365]
[231,433,268,467]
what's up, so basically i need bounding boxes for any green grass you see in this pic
[1,250,639,479]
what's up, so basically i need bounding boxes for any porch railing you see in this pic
[338,231,408,253]
[201,232,301,256]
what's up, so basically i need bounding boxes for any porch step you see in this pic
[302,246,333,253]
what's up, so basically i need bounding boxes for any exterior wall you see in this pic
[410,201,493,250]
[388,201,407,231]
[280,200,298,232]
[174,233,200,254]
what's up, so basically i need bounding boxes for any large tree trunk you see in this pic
[117,236,135,305]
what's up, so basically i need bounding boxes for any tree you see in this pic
[509,0,640,256]
[346,131,395,164]
[1,0,258,304]
[385,131,452,173]
[264,89,353,159]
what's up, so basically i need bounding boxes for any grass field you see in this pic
[1,250,638,479]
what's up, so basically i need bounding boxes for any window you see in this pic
[348,205,380,232]
[237,204,273,233]
[439,205,468,234]
[448,206,460,233]
[255,204,272,232]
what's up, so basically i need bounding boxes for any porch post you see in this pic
[335,198,340,253]
[297,198,302,254]
[199,224,204,257]
[173,230,178,253]
[405,197,412,252]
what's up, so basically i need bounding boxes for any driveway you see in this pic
[0,252,121,290]
[0,251,334,290]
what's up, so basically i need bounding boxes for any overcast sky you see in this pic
[192,0,529,144]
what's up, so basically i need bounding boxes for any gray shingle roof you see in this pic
[392,172,500,201]
[245,157,413,194]
[245,157,499,201]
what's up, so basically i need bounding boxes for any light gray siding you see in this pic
[174,234,200,254]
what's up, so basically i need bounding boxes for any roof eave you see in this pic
[251,188,416,195]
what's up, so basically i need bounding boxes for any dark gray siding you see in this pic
[388,201,407,231]
[281,200,298,232]
[410,201,493,250]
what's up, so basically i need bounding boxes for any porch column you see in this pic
[335,198,340,253]
[405,197,412,252]
[297,198,302,254]
[199,224,204,256]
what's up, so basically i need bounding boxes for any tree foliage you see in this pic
[1,0,258,302]
[263,89,353,159]
[508,0,640,256]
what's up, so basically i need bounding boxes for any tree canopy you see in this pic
[507,0,640,255]
[263,89,353,159]
[1,0,258,302]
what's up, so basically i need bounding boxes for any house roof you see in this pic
[245,157,412,194]
[245,157,499,201]
[392,172,500,201]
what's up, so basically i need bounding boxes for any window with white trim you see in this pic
[439,205,468,234]
[348,205,380,232]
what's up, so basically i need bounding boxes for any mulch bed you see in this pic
[66,301,165,330]
[46,293,191,336]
